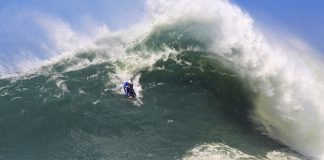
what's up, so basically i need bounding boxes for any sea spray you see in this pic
[0,0,323,159]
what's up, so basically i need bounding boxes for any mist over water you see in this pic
[0,0,323,159]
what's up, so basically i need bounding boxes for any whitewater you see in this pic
[0,0,323,159]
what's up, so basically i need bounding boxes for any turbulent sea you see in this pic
[0,0,324,159]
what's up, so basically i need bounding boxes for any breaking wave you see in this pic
[0,0,323,159]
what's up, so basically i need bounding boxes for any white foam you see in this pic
[55,79,69,93]
[182,143,303,160]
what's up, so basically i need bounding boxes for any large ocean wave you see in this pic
[0,0,323,159]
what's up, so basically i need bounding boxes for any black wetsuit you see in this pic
[126,84,136,97]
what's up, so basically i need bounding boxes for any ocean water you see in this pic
[0,0,323,159]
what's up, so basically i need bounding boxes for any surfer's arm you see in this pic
[123,82,128,95]
[123,87,128,95]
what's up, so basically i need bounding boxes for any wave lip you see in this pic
[144,0,324,159]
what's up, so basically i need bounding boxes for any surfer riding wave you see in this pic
[123,81,136,98]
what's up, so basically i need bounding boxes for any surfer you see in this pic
[123,81,136,98]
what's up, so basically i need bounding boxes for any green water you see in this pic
[0,52,287,160]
